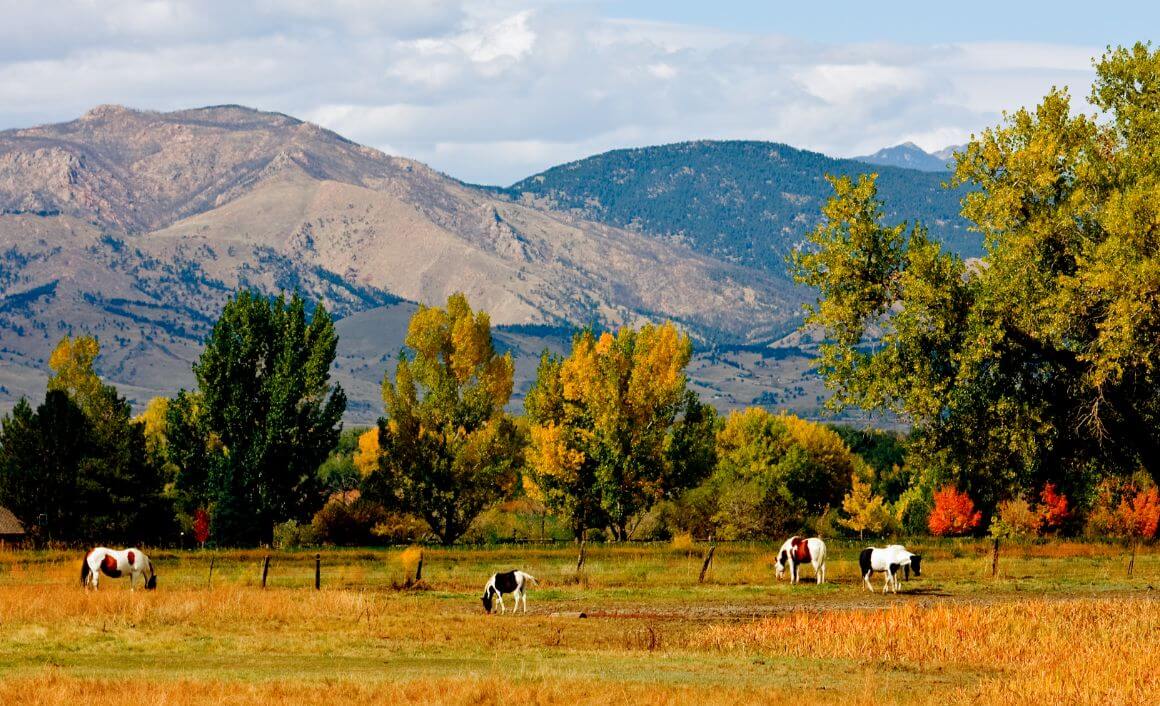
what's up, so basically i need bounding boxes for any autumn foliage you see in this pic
[192,508,210,546]
[1116,486,1160,540]
[927,485,981,536]
[1037,483,1070,532]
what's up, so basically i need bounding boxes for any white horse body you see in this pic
[482,570,537,614]
[860,545,921,594]
[775,536,827,584]
[82,547,156,590]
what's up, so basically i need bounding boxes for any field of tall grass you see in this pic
[0,540,1155,704]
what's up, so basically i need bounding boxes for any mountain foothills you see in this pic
[0,105,976,420]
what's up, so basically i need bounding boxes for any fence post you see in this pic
[315,553,321,590]
[576,532,587,573]
[699,541,716,583]
[261,555,271,589]
[991,538,1000,578]
[415,551,423,583]
[207,555,215,589]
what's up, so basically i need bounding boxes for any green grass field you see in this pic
[0,540,1156,705]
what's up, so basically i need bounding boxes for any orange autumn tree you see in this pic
[1037,482,1071,533]
[1117,486,1160,541]
[928,485,982,536]
[525,322,712,539]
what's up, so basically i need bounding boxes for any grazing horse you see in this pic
[859,545,921,594]
[775,536,827,584]
[481,570,537,614]
[81,547,157,590]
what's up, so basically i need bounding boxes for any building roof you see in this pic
[0,505,25,536]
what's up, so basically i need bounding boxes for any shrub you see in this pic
[1037,483,1071,533]
[989,498,1041,540]
[272,520,317,549]
[312,497,391,546]
[928,486,982,536]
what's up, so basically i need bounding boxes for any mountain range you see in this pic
[0,105,979,422]
[853,142,963,173]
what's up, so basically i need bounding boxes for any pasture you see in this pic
[0,540,1156,705]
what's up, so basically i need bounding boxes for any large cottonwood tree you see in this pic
[363,293,521,544]
[791,43,1160,510]
[524,322,713,539]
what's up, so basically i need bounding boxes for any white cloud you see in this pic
[0,1,1105,184]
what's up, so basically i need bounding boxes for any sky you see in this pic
[0,1,1152,185]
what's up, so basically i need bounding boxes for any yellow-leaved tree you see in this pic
[524,322,716,539]
[362,293,522,544]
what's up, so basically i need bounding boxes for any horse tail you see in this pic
[523,572,538,586]
[80,555,91,587]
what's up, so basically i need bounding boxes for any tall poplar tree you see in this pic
[173,291,346,545]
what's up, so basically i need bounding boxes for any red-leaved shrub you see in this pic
[928,485,982,536]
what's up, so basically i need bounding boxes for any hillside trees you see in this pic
[166,291,346,545]
[362,294,521,545]
[791,43,1160,511]
[523,323,713,539]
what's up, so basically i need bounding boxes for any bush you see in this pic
[273,520,317,549]
[371,515,430,545]
[990,498,1040,540]
[312,497,391,546]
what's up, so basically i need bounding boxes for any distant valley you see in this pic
[0,105,976,423]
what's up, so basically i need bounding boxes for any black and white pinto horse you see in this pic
[859,545,921,594]
[481,570,537,614]
[775,536,827,584]
[81,547,157,590]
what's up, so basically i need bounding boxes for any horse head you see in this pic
[146,574,158,590]
[481,587,494,613]
[774,549,788,579]
[909,555,922,577]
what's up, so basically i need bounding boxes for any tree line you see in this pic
[2,43,1159,548]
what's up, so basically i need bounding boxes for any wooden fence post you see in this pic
[576,532,587,573]
[261,555,271,589]
[207,555,215,589]
[415,551,423,583]
[991,538,1000,578]
[699,541,716,583]
[315,553,321,590]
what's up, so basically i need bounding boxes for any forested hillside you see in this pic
[506,140,979,273]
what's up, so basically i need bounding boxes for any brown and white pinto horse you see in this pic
[81,547,157,590]
[775,536,827,584]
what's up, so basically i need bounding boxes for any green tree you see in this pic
[696,408,856,539]
[363,293,521,545]
[173,291,346,545]
[0,393,89,540]
[791,43,1160,510]
[524,322,698,539]
[1,336,171,544]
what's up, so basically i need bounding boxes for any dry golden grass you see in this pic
[699,596,1160,705]
[1,542,1156,705]
[0,671,886,706]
